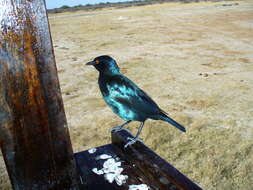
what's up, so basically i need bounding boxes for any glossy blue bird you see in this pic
[86,55,186,147]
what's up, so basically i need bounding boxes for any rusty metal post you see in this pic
[0,0,80,189]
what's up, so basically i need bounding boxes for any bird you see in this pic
[86,55,186,148]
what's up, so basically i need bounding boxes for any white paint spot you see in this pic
[96,154,112,160]
[92,168,104,175]
[104,173,117,183]
[115,174,128,186]
[88,148,97,154]
[103,158,121,169]
[129,184,150,190]
[104,165,123,174]
[91,154,149,189]
[92,154,128,186]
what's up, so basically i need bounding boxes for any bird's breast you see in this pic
[103,95,138,121]
[98,74,150,122]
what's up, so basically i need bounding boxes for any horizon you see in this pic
[45,0,137,9]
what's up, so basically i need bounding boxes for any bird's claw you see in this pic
[124,138,136,148]
[124,137,143,148]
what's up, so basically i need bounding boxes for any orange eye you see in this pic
[95,60,100,64]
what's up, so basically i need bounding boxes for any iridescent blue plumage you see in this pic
[86,55,186,147]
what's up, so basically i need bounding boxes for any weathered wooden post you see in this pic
[0,0,80,189]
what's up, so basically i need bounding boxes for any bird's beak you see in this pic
[86,61,96,66]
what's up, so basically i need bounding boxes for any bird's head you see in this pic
[86,55,120,74]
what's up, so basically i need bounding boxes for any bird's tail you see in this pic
[159,112,186,132]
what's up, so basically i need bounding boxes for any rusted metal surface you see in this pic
[0,0,80,189]
[75,129,202,190]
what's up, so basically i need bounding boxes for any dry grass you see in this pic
[1,1,253,189]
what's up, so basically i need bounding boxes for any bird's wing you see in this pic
[104,74,161,115]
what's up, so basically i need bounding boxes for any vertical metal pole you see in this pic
[0,0,80,189]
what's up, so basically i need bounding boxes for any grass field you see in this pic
[1,1,253,189]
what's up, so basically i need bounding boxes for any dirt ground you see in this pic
[1,1,253,189]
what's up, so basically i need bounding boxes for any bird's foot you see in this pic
[124,137,143,148]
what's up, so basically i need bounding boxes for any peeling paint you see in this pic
[92,168,104,175]
[129,184,150,190]
[92,154,128,186]
[88,148,96,154]
[95,154,112,160]
[115,174,128,186]
[104,173,117,183]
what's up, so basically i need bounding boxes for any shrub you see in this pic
[60,5,70,9]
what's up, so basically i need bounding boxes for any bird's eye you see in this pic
[95,60,100,64]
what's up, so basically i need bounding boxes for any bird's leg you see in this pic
[124,122,144,148]
[111,120,132,132]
